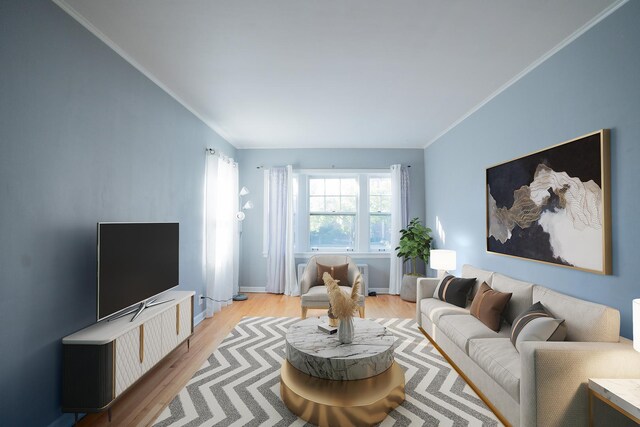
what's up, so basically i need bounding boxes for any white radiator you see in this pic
[297,263,369,296]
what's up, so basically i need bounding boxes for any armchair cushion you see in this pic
[316,263,350,286]
[301,285,364,304]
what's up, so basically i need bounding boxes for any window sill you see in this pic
[294,252,391,259]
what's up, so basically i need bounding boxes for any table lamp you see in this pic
[430,249,456,279]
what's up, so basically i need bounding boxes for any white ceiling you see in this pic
[57,0,621,149]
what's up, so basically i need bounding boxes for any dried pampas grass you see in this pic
[323,272,361,319]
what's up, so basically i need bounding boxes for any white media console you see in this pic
[61,290,194,420]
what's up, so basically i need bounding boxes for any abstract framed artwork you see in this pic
[486,129,611,274]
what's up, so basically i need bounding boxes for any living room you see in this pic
[2,1,640,426]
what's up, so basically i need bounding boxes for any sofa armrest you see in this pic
[520,339,640,427]
[415,278,440,324]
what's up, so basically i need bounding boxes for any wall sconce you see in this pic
[236,187,253,221]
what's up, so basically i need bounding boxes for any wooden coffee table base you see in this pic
[280,360,405,427]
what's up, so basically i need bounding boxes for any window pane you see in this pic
[310,215,355,248]
[325,179,340,195]
[309,179,324,196]
[369,178,381,195]
[341,179,358,195]
[379,195,391,212]
[370,214,391,250]
[325,196,340,212]
[341,196,357,212]
[309,196,324,212]
[378,178,391,195]
[370,195,381,213]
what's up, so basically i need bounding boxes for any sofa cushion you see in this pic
[532,286,620,342]
[420,298,469,323]
[461,264,495,300]
[469,282,512,332]
[301,285,364,303]
[469,338,521,402]
[491,273,534,324]
[437,314,510,353]
[433,275,476,308]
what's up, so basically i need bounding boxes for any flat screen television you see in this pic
[97,222,179,321]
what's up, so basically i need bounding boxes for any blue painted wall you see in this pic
[0,1,235,425]
[424,1,640,338]
[236,148,426,291]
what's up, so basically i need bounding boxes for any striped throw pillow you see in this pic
[510,301,566,349]
[433,275,476,308]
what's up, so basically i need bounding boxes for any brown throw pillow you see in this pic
[316,263,350,286]
[469,282,512,332]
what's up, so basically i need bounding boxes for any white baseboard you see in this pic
[239,287,267,293]
[193,310,206,327]
[368,288,391,294]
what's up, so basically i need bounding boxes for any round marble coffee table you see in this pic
[280,317,405,427]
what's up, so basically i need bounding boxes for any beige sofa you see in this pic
[417,265,640,427]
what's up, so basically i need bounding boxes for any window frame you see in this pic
[368,173,392,252]
[293,169,392,256]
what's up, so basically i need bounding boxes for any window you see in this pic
[369,176,391,251]
[309,177,358,250]
[289,170,392,254]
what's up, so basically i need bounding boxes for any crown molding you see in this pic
[52,0,236,147]
[424,0,629,149]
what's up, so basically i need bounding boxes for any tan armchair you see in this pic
[299,255,365,319]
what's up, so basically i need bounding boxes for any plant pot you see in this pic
[338,317,354,344]
[400,274,422,302]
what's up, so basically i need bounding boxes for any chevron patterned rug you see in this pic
[153,317,501,426]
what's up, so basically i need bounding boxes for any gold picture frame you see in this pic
[486,129,611,275]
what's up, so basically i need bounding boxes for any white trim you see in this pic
[193,310,206,327]
[369,288,390,295]
[424,0,629,149]
[52,0,235,146]
[239,287,268,293]
[295,252,390,259]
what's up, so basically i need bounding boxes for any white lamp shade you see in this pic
[239,186,250,196]
[430,249,456,271]
[634,299,640,352]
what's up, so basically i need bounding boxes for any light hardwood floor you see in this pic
[77,294,416,427]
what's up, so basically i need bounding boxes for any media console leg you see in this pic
[188,338,190,351]
[108,408,112,423]
[74,413,78,425]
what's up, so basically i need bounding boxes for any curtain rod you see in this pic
[205,148,237,166]
[256,165,411,172]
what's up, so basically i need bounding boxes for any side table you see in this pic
[588,378,640,426]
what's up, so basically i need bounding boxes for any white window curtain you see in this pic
[265,165,299,295]
[204,152,239,317]
[389,164,410,294]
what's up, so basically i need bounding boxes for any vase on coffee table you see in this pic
[338,316,354,344]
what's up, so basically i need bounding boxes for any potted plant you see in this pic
[395,217,433,302]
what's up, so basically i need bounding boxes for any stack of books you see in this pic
[317,322,337,334]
